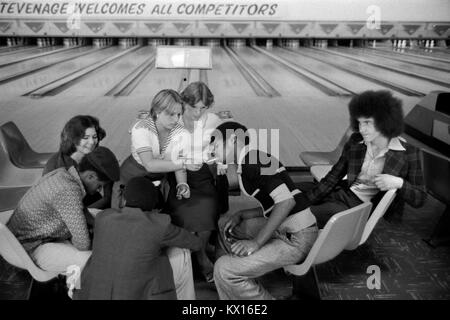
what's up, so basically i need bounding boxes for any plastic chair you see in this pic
[284,202,372,276]
[309,164,397,246]
[0,129,43,187]
[358,189,397,246]
[421,149,450,247]
[0,121,53,169]
[283,202,372,299]
[310,165,333,182]
[0,186,29,212]
[299,127,353,167]
[0,222,59,282]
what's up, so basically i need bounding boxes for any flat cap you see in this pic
[85,146,120,182]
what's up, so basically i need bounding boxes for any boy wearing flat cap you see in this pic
[7,146,120,274]
[74,176,202,300]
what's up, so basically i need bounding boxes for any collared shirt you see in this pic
[130,116,188,165]
[180,112,222,163]
[350,137,406,202]
[7,167,91,254]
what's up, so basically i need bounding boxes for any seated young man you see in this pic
[73,176,202,300]
[7,146,120,273]
[296,90,427,228]
[210,122,319,300]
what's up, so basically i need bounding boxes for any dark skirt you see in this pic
[120,155,166,185]
[119,155,166,209]
[166,163,219,232]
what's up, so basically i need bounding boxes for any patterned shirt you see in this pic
[7,167,91,254]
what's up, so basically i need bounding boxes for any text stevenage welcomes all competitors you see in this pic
[0,1,279,16]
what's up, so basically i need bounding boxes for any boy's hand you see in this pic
[231,239,260,257]
[374,174,403,191]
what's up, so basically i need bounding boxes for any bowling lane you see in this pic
[0,46,37,56]
[301,47,450,94]
[0,46,94,78]
[376,47,450,61]
[0,46,121,97]
[233,47,326,96]
[265,46,391,95]
[346,47,450,72]
[401,47,450,59]
[0,46,62,64]
[331,48,450,82]
[206,47,255,98]
[62,46,155,96]
[131,62,185,97]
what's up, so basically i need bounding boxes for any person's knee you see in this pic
[213,255,234,283]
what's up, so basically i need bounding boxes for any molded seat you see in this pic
[0,186,29,212]
[0,127,43,187]
[284,202,372,276]
[358,189,397,246]
[310,165,333,182]
[0,121,53,169]
[421,149,450,247]
[0,221,59,282]
[309,164,397,247]
[299,127,353,167]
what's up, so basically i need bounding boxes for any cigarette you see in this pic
[206,157,218,164]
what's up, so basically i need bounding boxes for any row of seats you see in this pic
[0,122,56,298]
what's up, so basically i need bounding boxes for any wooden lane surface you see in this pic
[0,94,422,166]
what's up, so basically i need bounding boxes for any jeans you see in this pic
[167,247,196,300]
[214,215,318,300]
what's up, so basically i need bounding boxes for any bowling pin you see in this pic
[425,40,430,48]
[7,38,12,47]
[430,40,434,48]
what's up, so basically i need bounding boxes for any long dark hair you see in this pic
[59,115,106,155]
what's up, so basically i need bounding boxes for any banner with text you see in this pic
[0,0,282,19]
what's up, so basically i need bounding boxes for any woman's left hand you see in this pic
[176,184,190,199]
[217,163,228,176]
